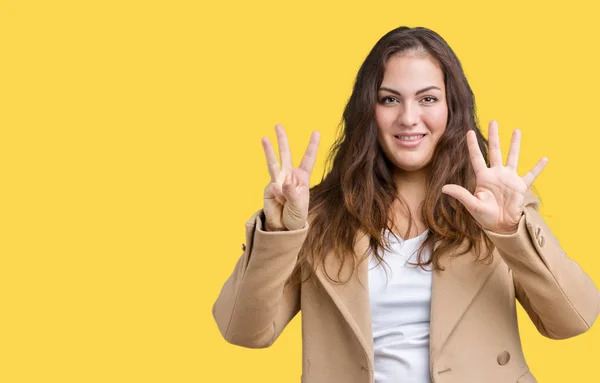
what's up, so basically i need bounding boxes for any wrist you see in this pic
[492,226,518,235]
[263,218,287,232]
[489,214,523,235]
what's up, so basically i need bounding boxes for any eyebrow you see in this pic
[378,86,442,96]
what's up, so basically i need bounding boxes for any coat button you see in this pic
[241,243,246,251]
[538,236,545,247]
[497,351,511,365]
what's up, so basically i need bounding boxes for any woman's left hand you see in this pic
[441,120,548,234]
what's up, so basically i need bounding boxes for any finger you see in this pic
[467,130,488,173]
[505,129,521,170]
[299,131,321,174]
[276,167,288,187]
[522,157,549,187]
[273,185,286,205]
[262,137,280,183]
[488,120,503,167]
[442,184,484,215]
[281,171,299,201]
[275,124,293,170]
[264,182,285,205]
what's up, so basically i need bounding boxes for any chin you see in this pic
[395,164,426,173]
[391,157,431,173]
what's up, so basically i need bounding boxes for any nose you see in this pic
[399,102,420,127]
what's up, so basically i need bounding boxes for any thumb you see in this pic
[281,172,298,200]
[442,184,481,214]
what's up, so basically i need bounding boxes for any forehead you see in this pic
[381,53,445,90]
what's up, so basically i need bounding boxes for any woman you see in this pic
[212,26,600,383]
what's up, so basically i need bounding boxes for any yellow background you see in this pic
[1,0,599,382]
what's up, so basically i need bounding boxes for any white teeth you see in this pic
[396,134,425,141]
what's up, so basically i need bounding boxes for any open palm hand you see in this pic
[442,121,548,234]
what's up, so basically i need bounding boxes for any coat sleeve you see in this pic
[485,191,600,339]
[212,210,308,348]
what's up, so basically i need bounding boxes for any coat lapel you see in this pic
[429,242,501,362]
[313,231,374,370]
[312,232,501,368]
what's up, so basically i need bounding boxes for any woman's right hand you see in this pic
[261,124,320,231]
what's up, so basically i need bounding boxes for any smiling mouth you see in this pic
[394,134,426,141]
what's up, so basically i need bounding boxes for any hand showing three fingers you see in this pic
[442,120,548,234]
[262,125,320,231]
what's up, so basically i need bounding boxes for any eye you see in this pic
[379,96,398,104]
[421,96,438,104]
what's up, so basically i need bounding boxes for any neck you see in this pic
[390,166,429,239]
[392,166,429,208]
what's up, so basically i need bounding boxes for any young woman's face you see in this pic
[375,53,448,173]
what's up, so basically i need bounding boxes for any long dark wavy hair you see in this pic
[293,26,494,284]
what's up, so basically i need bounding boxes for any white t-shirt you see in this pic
[368,230,432,383]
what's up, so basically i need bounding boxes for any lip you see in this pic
[393,133,427,148]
